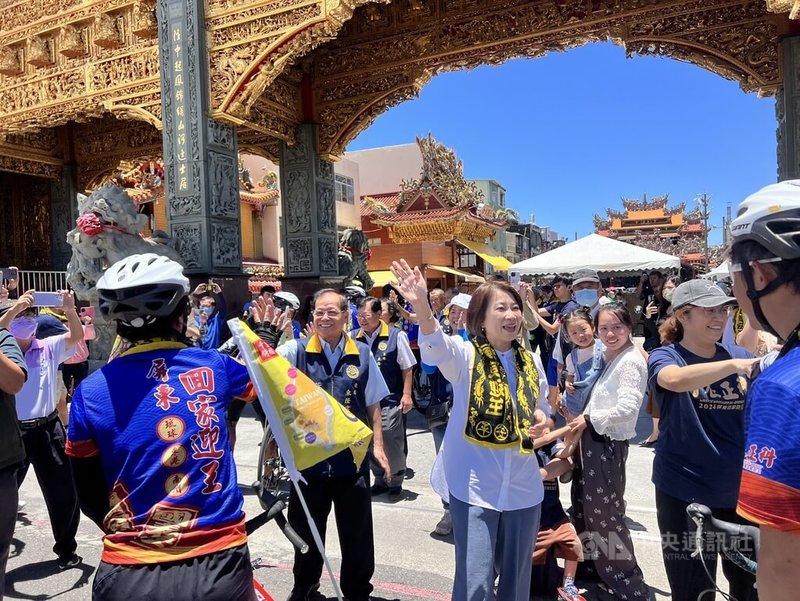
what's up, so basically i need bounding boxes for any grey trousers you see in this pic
[450,494,541,601]
[370,403,406,488]
[571,427,650,601]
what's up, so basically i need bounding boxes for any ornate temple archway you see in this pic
[227,0,790,161]
[0,0,798,276]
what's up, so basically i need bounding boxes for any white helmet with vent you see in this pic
[97,253,189,326]
[730,180,800,259]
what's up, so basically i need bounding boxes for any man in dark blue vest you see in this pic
[276,289,390,601]
[352,297,416,499]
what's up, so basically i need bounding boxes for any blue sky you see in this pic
[348,41,777,245]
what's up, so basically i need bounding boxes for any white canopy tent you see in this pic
[509,233,681,276]
[700,260,730,281]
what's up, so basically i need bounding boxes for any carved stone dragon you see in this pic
[66,184,183,303]
[338,227,373,290]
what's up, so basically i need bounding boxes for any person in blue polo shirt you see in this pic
[352,296,416,498]
[272,288,390,601]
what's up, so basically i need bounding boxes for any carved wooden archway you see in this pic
[0,0,795,168]
[243,0,791,161]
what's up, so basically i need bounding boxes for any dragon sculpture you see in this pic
[338,228,373,290]
[66,184,183,303]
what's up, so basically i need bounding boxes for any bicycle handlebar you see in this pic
[686,503,760,572]
[246,484,309,554]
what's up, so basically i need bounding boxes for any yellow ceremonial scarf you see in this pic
[465,336,539,453]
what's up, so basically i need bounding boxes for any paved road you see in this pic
[8,404,730,601]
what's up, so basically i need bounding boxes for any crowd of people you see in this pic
[1,180,799,601]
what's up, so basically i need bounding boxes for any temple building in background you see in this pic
[357,134,512,291]
[593,194,721,268]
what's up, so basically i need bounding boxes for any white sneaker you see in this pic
[433,510,452,535]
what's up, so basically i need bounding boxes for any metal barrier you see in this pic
[17,270,69,292]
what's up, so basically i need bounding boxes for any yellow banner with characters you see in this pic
[229,320,372,478]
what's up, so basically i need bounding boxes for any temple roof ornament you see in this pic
[364,134,506,244]
[101,156,279,209]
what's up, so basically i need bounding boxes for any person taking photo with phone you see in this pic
[0,289,84,570]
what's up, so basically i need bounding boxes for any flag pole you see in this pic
[228,319,344,601]
[289,477,344,601]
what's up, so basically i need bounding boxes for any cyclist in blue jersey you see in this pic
[65,254,257,601]
[728,181,800,600]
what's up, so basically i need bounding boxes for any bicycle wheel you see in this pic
[256,424,291,505]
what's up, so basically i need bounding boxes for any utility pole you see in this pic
[697,193,711,271]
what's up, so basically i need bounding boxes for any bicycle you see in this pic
[686,503,760,601]
[255,422,292,508]
[247,482,309,600]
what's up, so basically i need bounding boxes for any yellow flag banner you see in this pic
[228,319,372,478]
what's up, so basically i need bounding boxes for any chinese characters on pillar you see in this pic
[171,25,193,197]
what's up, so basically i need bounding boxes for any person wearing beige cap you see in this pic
[647,279,758,601]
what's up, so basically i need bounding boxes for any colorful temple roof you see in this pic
[362,134,506,244]
[594,194,721,267]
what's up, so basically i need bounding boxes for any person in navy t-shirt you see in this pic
[647,280,758,601]
[66,254,257,601]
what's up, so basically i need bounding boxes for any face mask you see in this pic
[199,306,213,316]
[662,289,674,303]
[10,317,37,340]
[574,289,599,307]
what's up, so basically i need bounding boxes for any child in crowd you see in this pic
[556,309,604,459]
[531,436,585,601]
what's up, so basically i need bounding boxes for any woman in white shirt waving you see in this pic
[391,259,549,601]
[567,304,651,601]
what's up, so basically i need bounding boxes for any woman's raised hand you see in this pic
[390,259,428,313]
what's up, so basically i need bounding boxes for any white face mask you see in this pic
[662,288,675,303]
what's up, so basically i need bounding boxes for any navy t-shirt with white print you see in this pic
[648,343,753,508]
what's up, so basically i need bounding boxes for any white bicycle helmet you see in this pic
[729,180,800,259]
[273,291,300,311]
[344,285,366,300]
[97,253,189,326]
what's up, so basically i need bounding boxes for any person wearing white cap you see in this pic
[728,180,800,599]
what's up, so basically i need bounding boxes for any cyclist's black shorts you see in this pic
[228,398,266,427]
[92,543,256,601]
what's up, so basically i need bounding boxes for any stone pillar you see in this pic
[778,35,800,181]
[156,0,242,276]
[50,164,78,270]
[279,123,341,290]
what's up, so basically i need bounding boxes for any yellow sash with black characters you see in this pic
[732,307,747,339]
[465,337,539,453]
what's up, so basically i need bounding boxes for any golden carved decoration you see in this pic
[103,101,161,130]
[27,36,53,68]
[60,25,87,59]
[0,46,22,76]
[94,13,122,49]
[299,0,788,159]
[131,1,158,39]
[767,0,800,18]
[0,0,790,164]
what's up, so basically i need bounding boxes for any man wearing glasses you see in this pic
[273,288,391,601]
[352,296,416,499]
